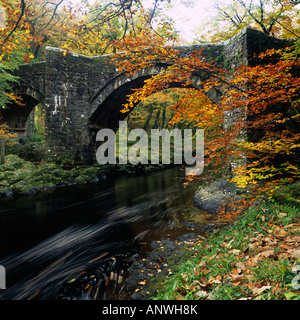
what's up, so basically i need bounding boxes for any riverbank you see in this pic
[0,154,167,199]
[145,182,300,300]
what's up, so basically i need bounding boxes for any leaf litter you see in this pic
[157,204,300,300]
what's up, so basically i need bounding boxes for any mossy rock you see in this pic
[81,173,98,183]
[12,181,38,195]
[21,161,36,172]
[5,162,36,185]
[74,175,86,184]
[58,171,75,183]
[0,179,10,188]
[1,154,26,170]
[81,167,101,177]
[50,168,74,183]
[74,167,101,183]
[0,187,14,197]
[0,170,13,181]
[30,173,60,185]
[37,163,59,174]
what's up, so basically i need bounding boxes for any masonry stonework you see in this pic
[0,28,292,164]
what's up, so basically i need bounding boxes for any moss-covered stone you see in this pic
[74,175,86,184]
[0,153,168,199]
[1,154,26,170]
[12,181,38,195]
[37,163,58,173]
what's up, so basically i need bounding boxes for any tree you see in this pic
[112,28,300,215]
[24,0,65,60]
[0,0,36,108]
[229,45,300,197]
[127,89,198,132]
[0,0,41,156]
[50,0,178,56]
[196,0,300,42]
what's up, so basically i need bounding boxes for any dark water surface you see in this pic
[0,167,216,300]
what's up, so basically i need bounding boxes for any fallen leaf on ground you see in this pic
[278,213,287,218]
[252,285,271,295]
[274,228,287,238]
[230,275,244,282]
[208,254,218,260]
[181,273,189,282]
[260,250,274,258]
[189,284,197,291]
[197,261,207,268]
[230,249,241,255]
[232,268,242,275]
[235,262,247,271]
[291,249,300,258]
[196,290,208,298]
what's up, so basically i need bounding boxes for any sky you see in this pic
[161,0,300,42]
[144,0,221,42]
[161,0,219,41]
[69,0,300,42]
[70,0,224,41]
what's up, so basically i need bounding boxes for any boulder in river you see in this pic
[193,178,246,214]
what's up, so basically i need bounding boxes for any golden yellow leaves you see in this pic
[6,92,25,106]
[111,29,300,211]
[231,133,300,193]
[0,119,16,140]
[240,137,300,156]
[0,1,38,64]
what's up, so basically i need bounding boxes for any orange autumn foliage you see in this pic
[111,30,300,217]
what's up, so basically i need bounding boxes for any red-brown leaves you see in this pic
[112,34,300,215]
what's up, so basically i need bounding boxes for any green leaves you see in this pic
[0,63,19,109]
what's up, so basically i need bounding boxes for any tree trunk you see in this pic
[0,138,5,165]
[143,106,154,131]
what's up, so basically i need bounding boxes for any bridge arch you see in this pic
[0,85,45,136]
[87,64,223,163]
[14,85,45,106]
[1,28,290,163]
[89,64,222,132]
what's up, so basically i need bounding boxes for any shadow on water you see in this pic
[0,167,216,300]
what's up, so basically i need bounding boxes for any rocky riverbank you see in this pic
[193,178,247,214]
[126,232,209,300]
[147,182,300,300]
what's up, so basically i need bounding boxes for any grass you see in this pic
[152,182,300,300]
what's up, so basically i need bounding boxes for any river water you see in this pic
[0,167,217,300]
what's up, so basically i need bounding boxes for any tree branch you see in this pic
[0,0,26,47]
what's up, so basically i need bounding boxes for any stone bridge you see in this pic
[0,28,291,163]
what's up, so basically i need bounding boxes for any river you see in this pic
[0,167,218,300]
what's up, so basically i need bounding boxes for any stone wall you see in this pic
[2,28,292,164]
[0,62,46,136]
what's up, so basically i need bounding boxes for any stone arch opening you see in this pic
[90,75,153,131]
[88,68,220,163]
[0,86,45,138]
[89,66,221,129]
